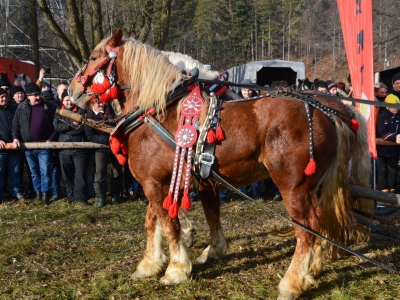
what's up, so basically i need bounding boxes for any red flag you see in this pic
[337,0,376,159]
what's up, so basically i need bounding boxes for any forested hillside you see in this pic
[1,0,399,82]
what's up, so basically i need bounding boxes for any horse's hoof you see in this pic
[130,272,145,280]
[159,276,179,286]
[195,255,217,264]
[277,294,295,300]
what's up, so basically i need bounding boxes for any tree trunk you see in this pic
[29,0,39,67]
[154,0,172,49]
[91,0,104,47]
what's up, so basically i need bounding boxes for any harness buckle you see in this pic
[199,153,215,166]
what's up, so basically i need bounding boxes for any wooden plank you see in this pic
[3,142,108,150]
[349,185,400,206]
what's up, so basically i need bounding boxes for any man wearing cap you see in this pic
[0,88,25,201]
[0,79,12,100]
[10,85,26,105]
[12,82,57,206]
[376,92,400,193]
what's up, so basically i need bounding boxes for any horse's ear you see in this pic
[23,74,26,80]
[108,29,123,48]
[14,73,17,79]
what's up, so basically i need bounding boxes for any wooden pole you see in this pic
[56,108,114,134]
[349,185,400,206]
[376,138,400,146]
[3,142,109,150]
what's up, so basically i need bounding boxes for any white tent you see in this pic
[227,59,305,91]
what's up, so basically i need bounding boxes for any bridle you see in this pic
[74,44,121,101]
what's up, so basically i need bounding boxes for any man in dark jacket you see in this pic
[12,82,57,205]
[0,88,24,201]
[54,91,88,205]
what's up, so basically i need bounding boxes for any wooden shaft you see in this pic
[376,138,400,146]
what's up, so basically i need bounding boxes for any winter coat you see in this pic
[376,108,400,157]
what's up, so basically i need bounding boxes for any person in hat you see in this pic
[376,93,400,193]
[53,90,88,205]
[10,85,25,105]
[315,81,328,93]
[0,88,25,201]
[326,80,338,96]
[0,79,12,100]
[12,82,57,205]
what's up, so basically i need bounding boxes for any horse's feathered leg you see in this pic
[195,190,227,264]
[130,201,167,279]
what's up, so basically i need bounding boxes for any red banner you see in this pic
[337,0,376,159]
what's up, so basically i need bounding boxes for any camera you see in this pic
[44,67,51,74]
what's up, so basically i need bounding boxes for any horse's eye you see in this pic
[90,57,97,61]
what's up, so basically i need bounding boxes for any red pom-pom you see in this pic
[91,77,110,94]
[121,142,128,155]
[109,85,119,99]
[163,193,173,210]
[181,192,191,210]
[168,201,179,218]
[207,129,216,143]
[109,136,122,154]
[351,118,359,131]
[115,153,127,165]
[215,126,225,141]
[100,92,111,103]
[304,158,317,176]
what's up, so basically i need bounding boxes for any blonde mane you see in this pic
[163,51,219,80]
[121,39,183,112]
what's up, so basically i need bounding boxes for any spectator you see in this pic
[41,81,57,104]
[0,88,24,201]
[0,79,12,100]
[12,82,57,205]
[316,81,328,93]
[376,93,400,193]
[54,90,88,205]
[337,81,348,97]
[10,86,25,105]
[56,82,69,103]
[375,82,388,102]
[84,99,123,208]
[326,80,338,96]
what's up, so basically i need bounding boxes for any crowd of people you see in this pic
[0,69,146,207]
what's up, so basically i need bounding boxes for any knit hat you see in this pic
[385,94,400,109]
[25,82,41,96]
[0,79,11,88]
[11,85,24,97]
[392,73,400,85]
[337,82,346,91]
[326,80,337,90]
[0,88,7,96]
[42,81,51,88]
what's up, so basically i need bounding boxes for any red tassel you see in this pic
[163,193,173,210]
[121,143,128,155]
[109,136,122,154]
[181,192,191,210]
[304,158,317,176]
[168,201,179,218]
[115,154,127,165]
[109,85,119,99]
[351,118,359,131]
[207,129,216,143]
[215,126,225,141]
[91,77,110,94]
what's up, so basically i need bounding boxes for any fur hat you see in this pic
[392,73,400,85]
[385,94,400,109]
[11,85,24,97]
[0,88,7,96]
[25,82,41,96]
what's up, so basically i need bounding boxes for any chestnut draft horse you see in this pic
[69,29,373,299]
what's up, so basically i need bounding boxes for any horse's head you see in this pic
[14,74,31,91]
[70,29,183,113]
[69,29,126,109]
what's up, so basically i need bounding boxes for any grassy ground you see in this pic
[0,195,399,300]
